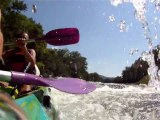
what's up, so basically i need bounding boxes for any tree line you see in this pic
[106,46,160,84]
[0,0,103,82]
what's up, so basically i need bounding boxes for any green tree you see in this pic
[88,72,102,82]
[1,0,43,44]
[1,0,104,82]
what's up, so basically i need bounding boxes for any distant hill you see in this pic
[99,75,115,83]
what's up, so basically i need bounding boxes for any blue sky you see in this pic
[23,0,160,77]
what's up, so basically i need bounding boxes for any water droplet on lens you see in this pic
[119,20,126,32]
[32,4,37,13]
[108,14,115,22]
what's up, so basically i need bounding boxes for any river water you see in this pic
[47,82,160,120]
[46,1,160,120]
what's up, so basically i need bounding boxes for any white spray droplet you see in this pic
[32,4,37,13]
[129,48,139,55]
[108,14,115,22]
[119,20,126,32]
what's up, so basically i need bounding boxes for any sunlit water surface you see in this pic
[46,83,160,120]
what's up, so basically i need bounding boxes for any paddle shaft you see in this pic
[0,70,96,94]
[0,70,50,86]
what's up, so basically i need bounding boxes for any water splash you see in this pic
[134,0,160,88]
[141,51,160,89]
[32,4,37,13]
[154,0,160,10]
[108,14,115,22]
[119,20,127,32]
[129,48,139,56]
[110,0,160,89]
[154,34,158,40]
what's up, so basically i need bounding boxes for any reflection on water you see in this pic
[48,82,160,120]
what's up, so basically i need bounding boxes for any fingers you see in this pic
[16,33,29,47]
[17,38,27,41]
[16,39,26,46]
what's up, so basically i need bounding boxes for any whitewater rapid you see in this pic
[46,82,160,120]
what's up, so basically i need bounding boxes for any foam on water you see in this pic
[47,82,160,120]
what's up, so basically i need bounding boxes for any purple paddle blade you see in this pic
[44,28,79,46]
[50,77,96,94]
[11,71,96,94]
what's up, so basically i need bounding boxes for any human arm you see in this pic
[22,47,36,69]
[0,9,8,87]
[0,9,4,59]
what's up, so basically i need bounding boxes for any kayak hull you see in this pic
[0,86,50,120]
[15,94,49,120]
